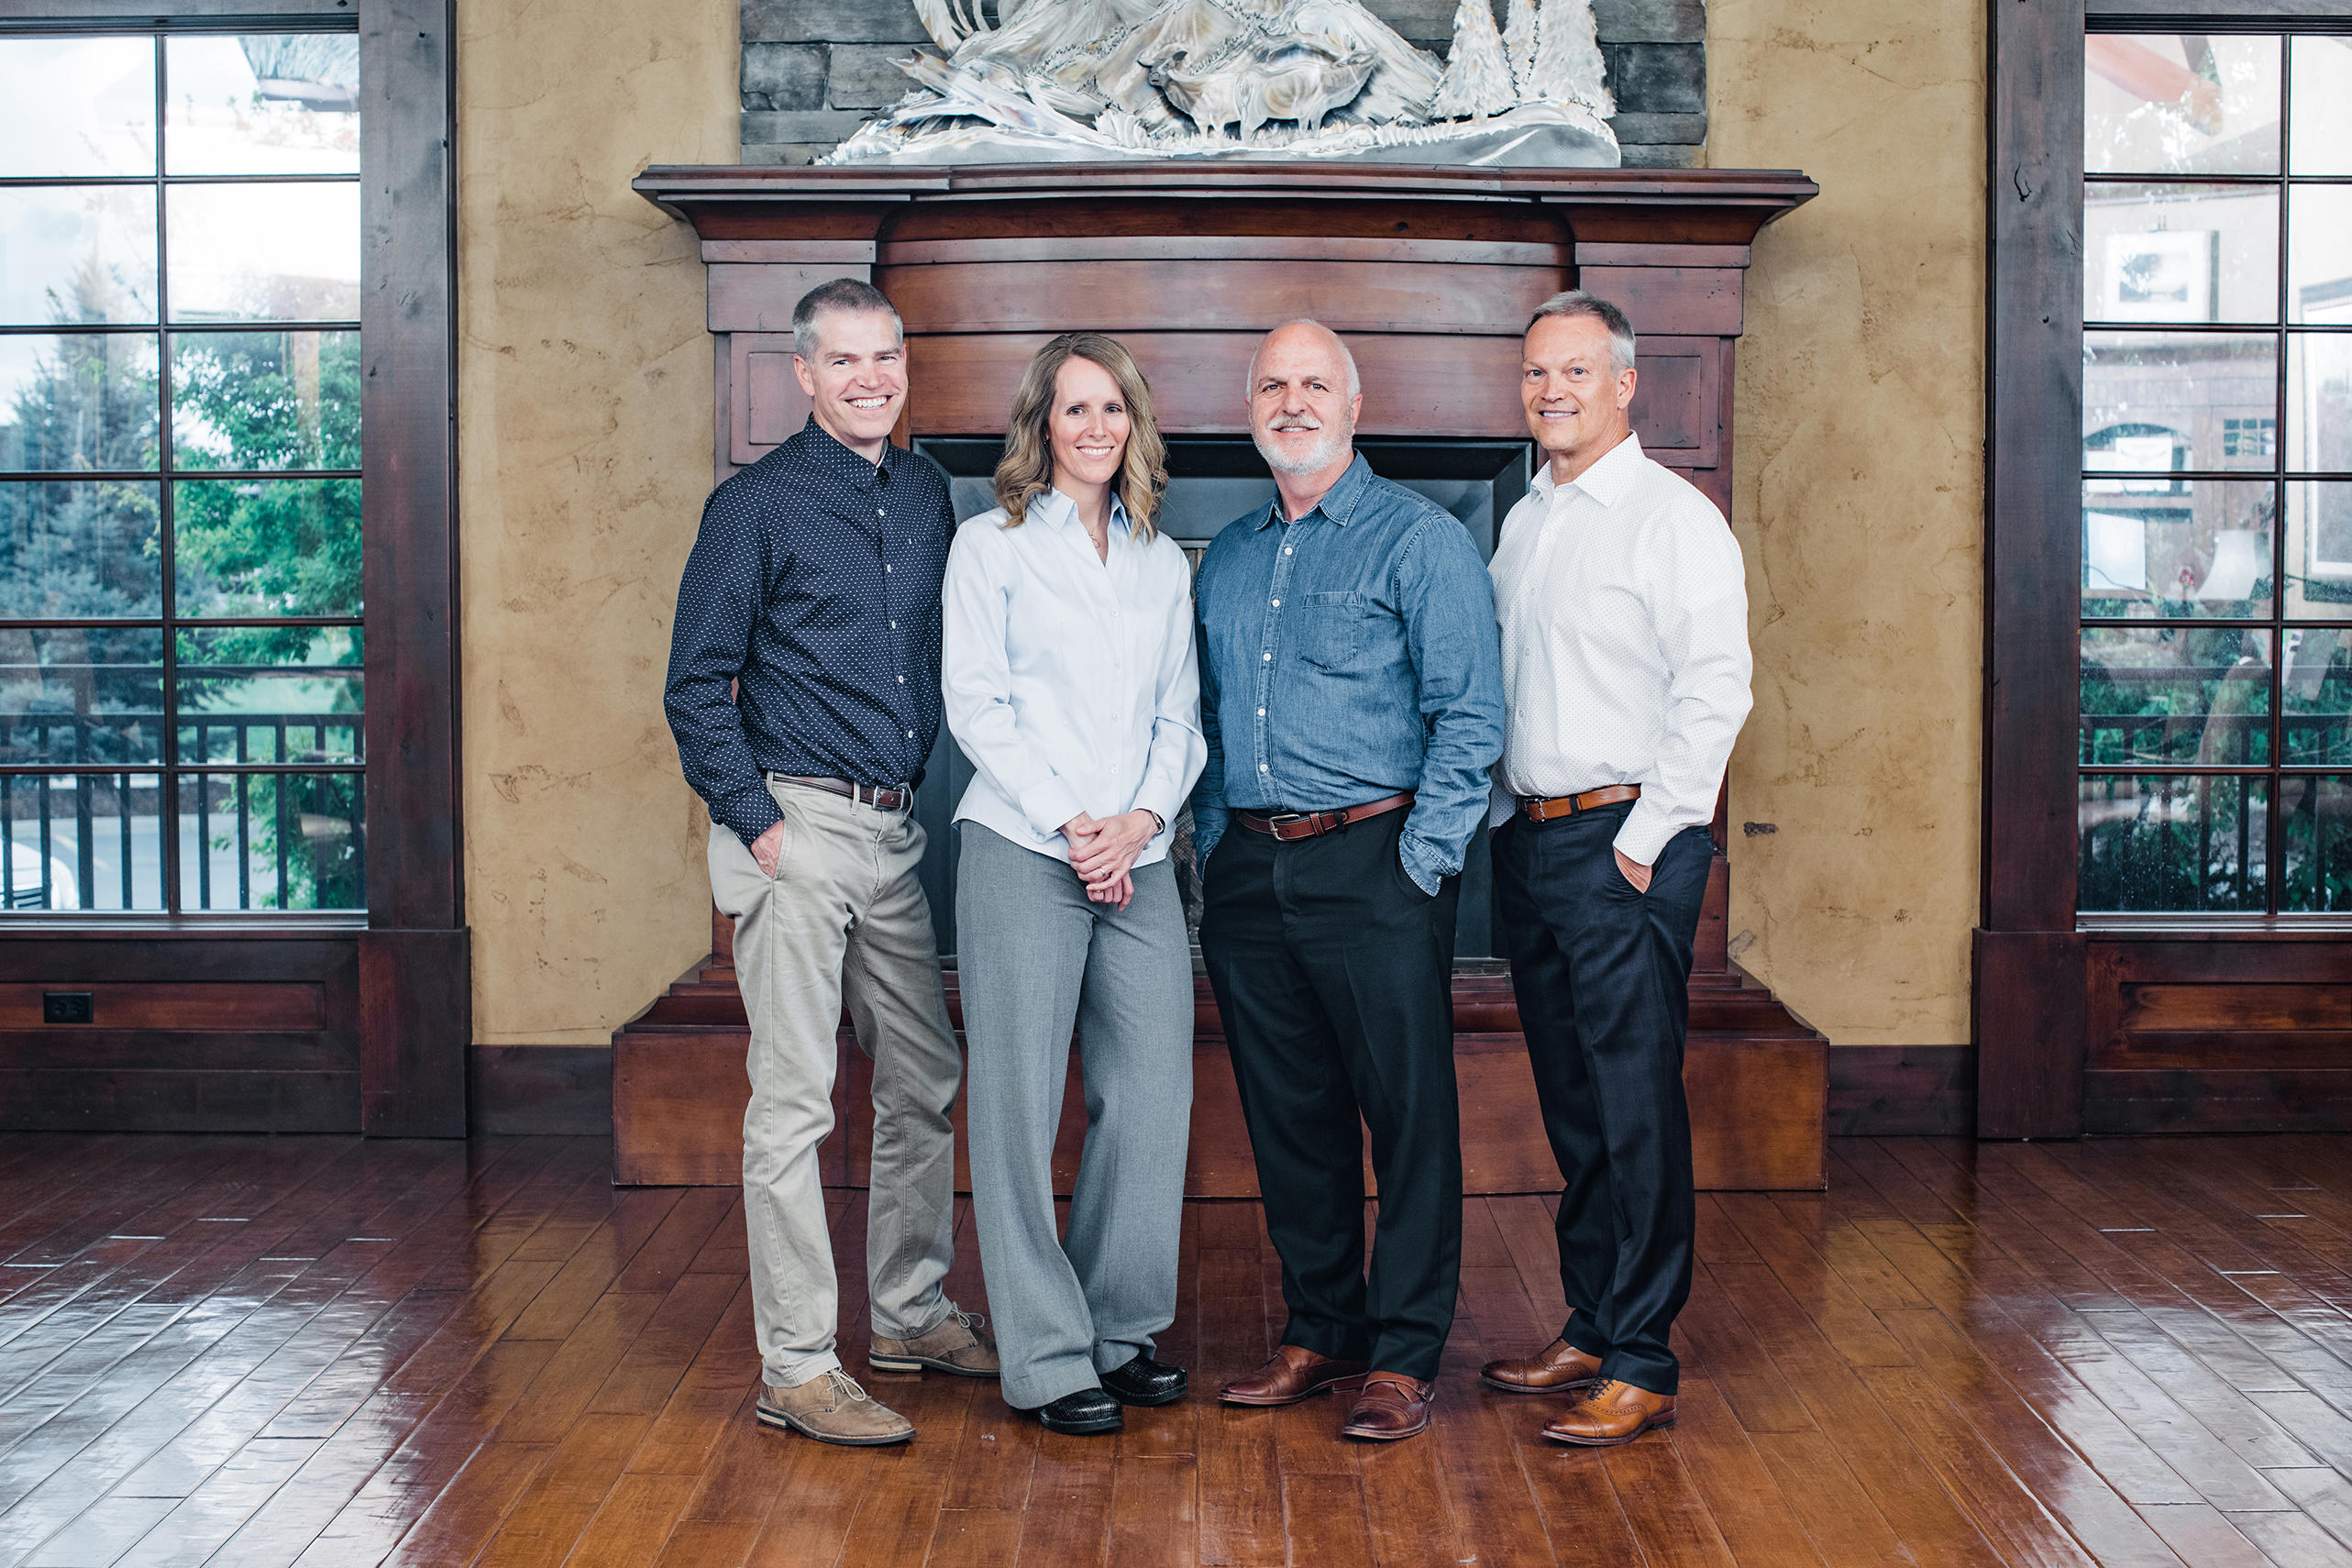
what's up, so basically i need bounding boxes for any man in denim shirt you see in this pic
[1195,321,1505,1442]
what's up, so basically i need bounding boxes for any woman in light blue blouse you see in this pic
[943,332,1205,1437]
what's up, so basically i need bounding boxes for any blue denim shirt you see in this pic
[1190,454,1506,893]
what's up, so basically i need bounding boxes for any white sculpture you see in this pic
[823,0,1619,167]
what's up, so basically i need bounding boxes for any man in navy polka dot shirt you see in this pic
[666,278,997,1447]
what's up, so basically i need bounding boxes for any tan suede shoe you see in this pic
[1540,1378,1676,1446]
[1479,1337,1604,1395]
[756,1370,915,1445]
[869,1306,999,1378]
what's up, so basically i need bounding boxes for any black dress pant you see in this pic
[1199,809,1462,1381]
[1494,801,1710,1396]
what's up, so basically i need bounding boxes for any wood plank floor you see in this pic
[5,1137,2352,1564]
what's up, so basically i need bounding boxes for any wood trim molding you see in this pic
[1976,0,2089,1138]
[1827,1045,1978,1136]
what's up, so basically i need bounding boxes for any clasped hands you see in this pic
[1062,810,1158,909]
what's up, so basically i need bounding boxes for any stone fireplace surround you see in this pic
[617,158,1825,1195]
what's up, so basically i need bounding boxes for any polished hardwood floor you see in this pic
[5,1134,2352,1565]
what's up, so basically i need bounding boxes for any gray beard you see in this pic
[1254,421,1352,478]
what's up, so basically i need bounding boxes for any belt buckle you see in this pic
[1265,811,1309,834]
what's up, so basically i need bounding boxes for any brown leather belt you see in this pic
[1518,783,1640,823]
[1238,791,1414,842]
[769,773,913,813]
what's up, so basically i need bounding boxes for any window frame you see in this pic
[1981,0,2352,1135]
[0,0,458,934]
[0,0,462,1139]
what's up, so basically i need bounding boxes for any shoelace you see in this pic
[1583,1378,1623,1408]
[825,1370,873,1405]
[945,1305,987,1335]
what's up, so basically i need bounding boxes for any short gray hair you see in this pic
[1528,290,1636,375]
[1244,319,1362,401]
[792,277,903,361]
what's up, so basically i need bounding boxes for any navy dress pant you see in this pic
[1494,800,1711,1395]
[1199,810,1463,1382]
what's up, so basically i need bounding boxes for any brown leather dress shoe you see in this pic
[1540,1378,1676,1446]
[1220,1344,1370,1407]
[1480,1338,1604,1395]
[1341,1372,1436,1441]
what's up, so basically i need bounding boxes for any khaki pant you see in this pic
[708,778,964,1389]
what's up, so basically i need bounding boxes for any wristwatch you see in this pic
[1144,810,1165,835]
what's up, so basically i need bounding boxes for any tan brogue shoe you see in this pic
[756,1370,915,1446]
[1540,1378,1676,1446]
[1480,1337,1604,1395]
[870,1305,999,1378]
[1219,1344,1370,1407]
[1340,1372,1436,1441]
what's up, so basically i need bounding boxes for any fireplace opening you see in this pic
[909,436,1531,966]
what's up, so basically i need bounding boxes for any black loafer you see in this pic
[1100,1353,1188,1408]
[1028,1387,1121,1435]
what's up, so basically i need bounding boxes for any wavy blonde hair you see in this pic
[994,333,1167,542]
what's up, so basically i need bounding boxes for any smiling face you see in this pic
[1521,312,1637,481]
[1047,355,1130,498]
[1248,323,1361,480]
[793,305,907,457]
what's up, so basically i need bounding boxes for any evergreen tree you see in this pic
[1502,0,1539,98]
[1430,0,1516,120]
[1528,0,1614,115]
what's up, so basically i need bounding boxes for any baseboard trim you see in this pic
[1827,1045,1977,1136]
[469,1044,613,1135]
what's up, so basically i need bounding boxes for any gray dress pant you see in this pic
[955,824,1195,1409]
[709,779,965,1390]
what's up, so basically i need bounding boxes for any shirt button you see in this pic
[1263,652,1272,662]
[897,675,905,684]
[1285,547,1294,556]
[878,507,887,517]
[1257,708,1265,716]
[906,729,914,739]
[1271,599,1280,607]
[885,564,892,573]
[1259,764,1268,772]
[889,621,897,629]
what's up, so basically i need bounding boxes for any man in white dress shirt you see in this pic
[1476,291,1752,1447]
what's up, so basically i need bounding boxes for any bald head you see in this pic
[1246,320,1362,482]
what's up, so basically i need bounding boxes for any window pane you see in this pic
[166,184,360,323]
[2289,186,2352,326]
[2281,774,2352,910]
[0,626,163,766]
[1,772,163,911]
[2086,183,2276,325]
[2081,626,2270,767]
[165,34,359,176]
[2283,631,2352,765]
[0,38,155,178]
[2082,479,2271,618]
[0,480,161,619]
[171,477,359,618]
[177,770,360,911]
[2289,36,2352,177]
[2086,34,2280,177]
[0,335,160,474]
[2289,481,2352,619]
[2080,772,2268,911]
[2085,331,2278,474]
[2289,333,2352,477]
[175,626,360,766]
[171,332,359,472]
[0,187,158,327]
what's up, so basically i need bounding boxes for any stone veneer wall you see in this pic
[741,0,1706,167]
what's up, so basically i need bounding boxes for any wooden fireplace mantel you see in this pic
[616,160,1831,1192]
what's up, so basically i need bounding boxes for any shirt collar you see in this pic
[793,414,900,488]
[1033,484,1132,539]
[1253,451,1373,530]
[1533,431,1643,509]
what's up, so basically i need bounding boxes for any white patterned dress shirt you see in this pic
[1487,432,1753,866]
[943,486,1205,867]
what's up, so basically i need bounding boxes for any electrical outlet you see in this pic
[42,991,93,1024]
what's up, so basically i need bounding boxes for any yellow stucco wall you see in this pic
[1708,0,1987,1046]
[457,0,737,1044]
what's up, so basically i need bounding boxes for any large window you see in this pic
[2078,30,2352,912]
[0,28,362,913]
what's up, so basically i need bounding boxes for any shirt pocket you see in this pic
[1292,591,1376,674]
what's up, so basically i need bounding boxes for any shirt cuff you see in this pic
[717,784,783,847]
[1018,775,1088,839]
[1398,832,1449,896]
[1192,806,1227,869]
[1611,801,1681,867]
[1135,779,1187,835]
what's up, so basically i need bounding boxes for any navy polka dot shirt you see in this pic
[664,416,955,845]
